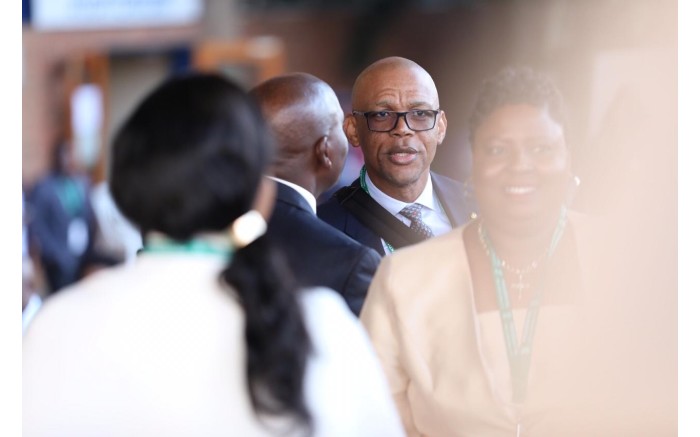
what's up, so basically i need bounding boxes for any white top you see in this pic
[365,174,451,254]
[22,293,42,334]
[23,252,405,437]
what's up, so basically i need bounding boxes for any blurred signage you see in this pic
[30,0,204,31]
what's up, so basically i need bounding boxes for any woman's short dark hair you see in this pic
[110,73,312,432]
[468,66,567,143]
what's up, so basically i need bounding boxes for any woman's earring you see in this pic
[464,178,478,221]
[566,174,581,207]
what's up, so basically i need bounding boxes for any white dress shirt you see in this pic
[365,173,452,254]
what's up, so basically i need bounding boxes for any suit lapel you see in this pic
[345,214,385,255]
[431,172,470,227]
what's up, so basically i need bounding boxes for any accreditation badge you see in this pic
[67,218,89,256]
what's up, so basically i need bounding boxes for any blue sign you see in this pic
[30,0,204,31]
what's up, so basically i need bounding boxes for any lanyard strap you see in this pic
[481,206,568,403]
[360,165,396,253]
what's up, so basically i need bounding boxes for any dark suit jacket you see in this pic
[27,173,107,293]
[317,172,478,255]
[267,182,382,316]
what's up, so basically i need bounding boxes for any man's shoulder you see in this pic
[306,209,375,254]
[272,194,375,255]
[317,194,346,219]
[28,176,57,198]
[317,180,361,221]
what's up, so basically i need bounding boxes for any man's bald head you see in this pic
[351,56,440,110]
[251,73,348,198]
[344,56,446,202]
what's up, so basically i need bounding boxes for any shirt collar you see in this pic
[267,176,317,214]
[365,172,438,215]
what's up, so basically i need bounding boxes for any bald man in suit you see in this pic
[250,73,381,316]
[318,57,478,256]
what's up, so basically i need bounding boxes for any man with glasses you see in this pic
[319,56,477,256]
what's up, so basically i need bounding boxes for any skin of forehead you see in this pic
[351,57,440,109]
[474,104,567,154]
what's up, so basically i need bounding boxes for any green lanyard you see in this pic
[359,165,396,253]
[481,206,567,403]
[56,178,84,217]
[142,236,233,258]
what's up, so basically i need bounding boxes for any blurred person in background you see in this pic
[250,72,381,316]
[23,72,406,437]
[22,190,42,333]
[318,56,478,256]
[26,138,116,293]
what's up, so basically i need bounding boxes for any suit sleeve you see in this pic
[341,246,381,316]
[360,258,420,437]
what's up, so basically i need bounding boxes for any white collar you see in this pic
[365,172,439,216]
[267,176,317,214]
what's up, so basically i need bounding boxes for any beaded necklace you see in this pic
[478,223,550,301]
[479,206,568,404]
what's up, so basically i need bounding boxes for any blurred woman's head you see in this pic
[110,73,274,240]
[109,72,312,432]
[468,67,572,232]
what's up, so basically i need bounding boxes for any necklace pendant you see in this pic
[511,273,529,301]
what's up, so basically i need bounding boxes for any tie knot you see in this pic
[399,203,423,221]
[399,204,434,239]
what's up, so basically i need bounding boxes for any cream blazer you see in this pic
[360,216,676,437]
[23,252,406,437]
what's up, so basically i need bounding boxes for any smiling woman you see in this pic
[358,66,673,436]
[463,66,578,312]
[470,91,572,235]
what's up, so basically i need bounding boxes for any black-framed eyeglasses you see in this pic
[352,109,440,132]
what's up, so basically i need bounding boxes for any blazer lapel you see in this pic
[431,172,472,227]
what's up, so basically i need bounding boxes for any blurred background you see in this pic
[22,0,676,203]
[20,0,677,306]
[18,0,679,430]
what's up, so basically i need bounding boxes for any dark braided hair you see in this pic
[468,66,568,144]
[109,72,312,433]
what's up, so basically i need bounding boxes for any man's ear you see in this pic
[436,110,447,145]
[314,135,332,169]
[343,114,361,148]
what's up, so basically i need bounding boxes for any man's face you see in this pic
[345,65,446,199]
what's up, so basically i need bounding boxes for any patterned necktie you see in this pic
[399,203,434,239]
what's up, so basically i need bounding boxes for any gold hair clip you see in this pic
[230,210,268,248]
